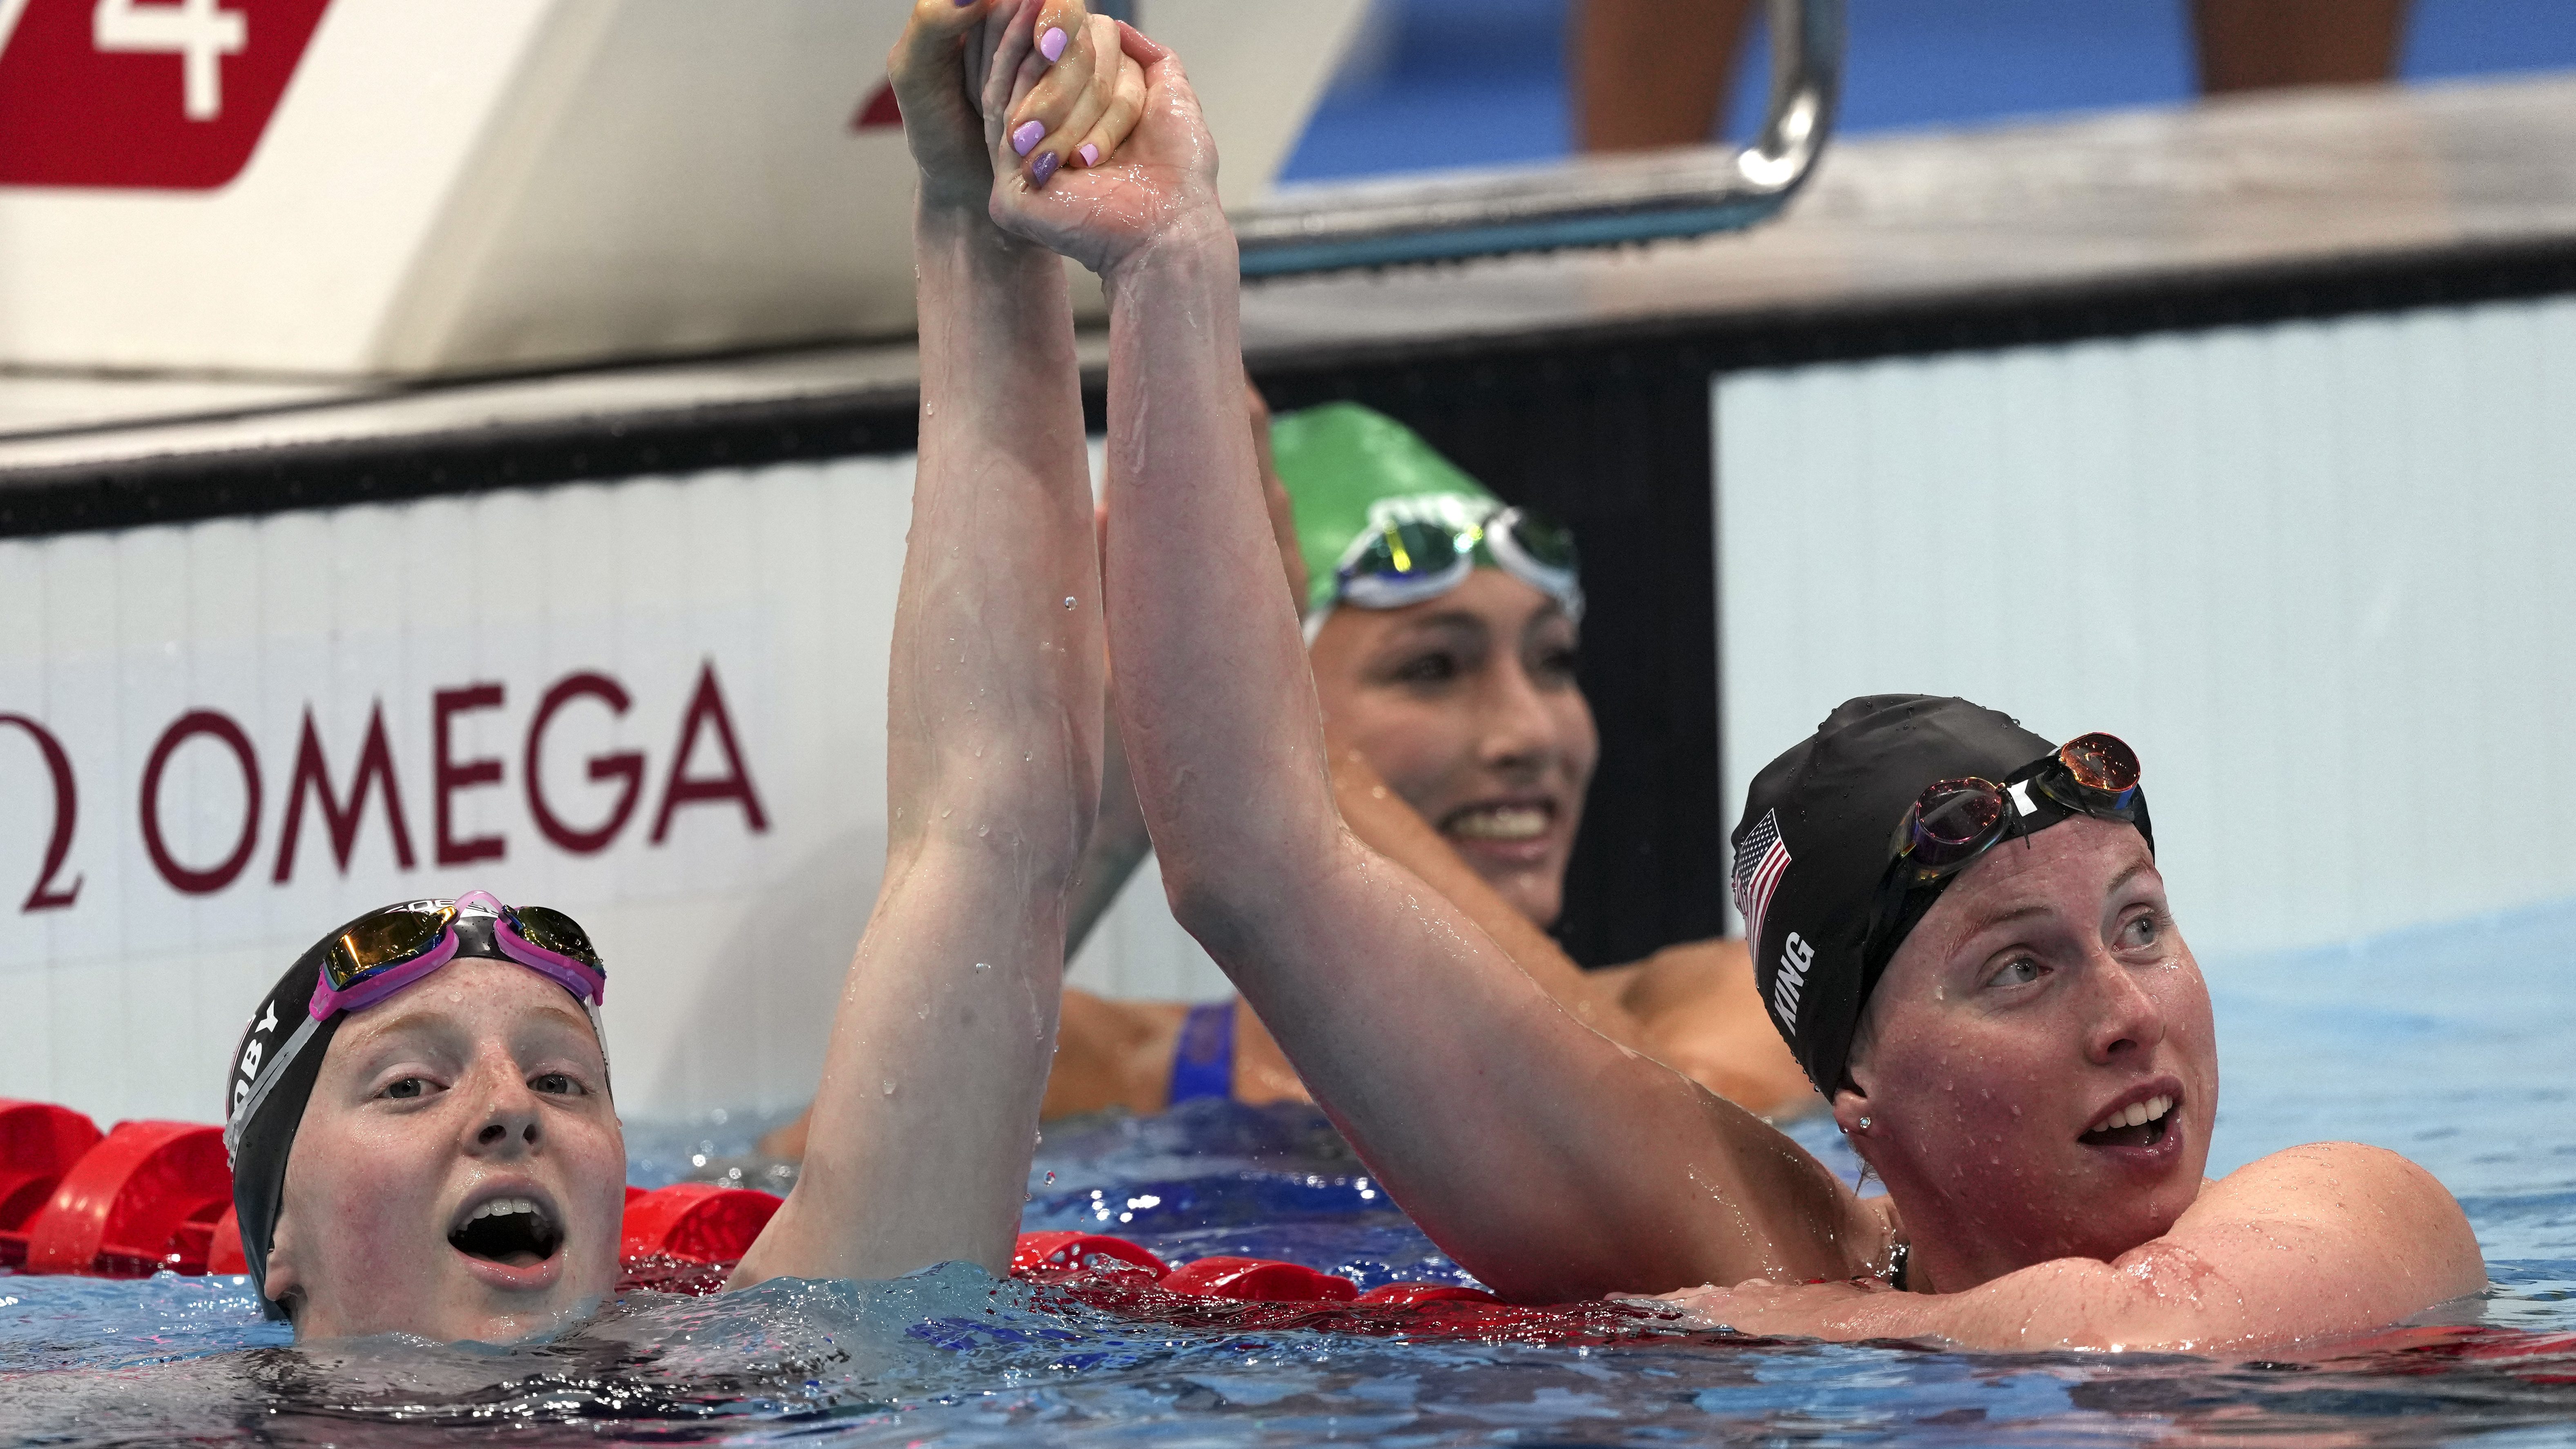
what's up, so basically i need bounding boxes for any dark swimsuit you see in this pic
[1166,1000,1235,1105]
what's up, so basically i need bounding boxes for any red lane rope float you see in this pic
[1006,1232,1678,1346]
[20,1120,233,1277]
[616,1182,785,1295]
[1160,1254,1364,1303]
[0,1100,104,1270]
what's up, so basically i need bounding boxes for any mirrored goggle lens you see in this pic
[1497,508,1577,573]
[2057,732,2140,794]
[325,903,456,991]
[1903,778,2008,869]
[1345,519,1468,584]
[509,904,605,973]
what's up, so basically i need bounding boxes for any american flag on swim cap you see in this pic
[1732,809,1792,947]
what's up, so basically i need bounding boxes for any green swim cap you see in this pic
[1269,403,1504,617]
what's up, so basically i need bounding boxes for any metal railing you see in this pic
[1233,0,1845,277]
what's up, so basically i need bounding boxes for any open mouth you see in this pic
[1441,802,1554,843]
[448,1196,564,1268]
[2078,1093,2176,1149]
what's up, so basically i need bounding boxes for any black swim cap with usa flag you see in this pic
[1734,695,2149,1094]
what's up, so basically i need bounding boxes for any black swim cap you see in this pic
[1732,695,2154,1095]
[221,905,601,1321]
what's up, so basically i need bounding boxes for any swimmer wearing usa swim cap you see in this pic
[993,65,2488,1348]
[211,0,1152,1341]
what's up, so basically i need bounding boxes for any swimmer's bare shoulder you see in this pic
[1666,1140,2481,1352]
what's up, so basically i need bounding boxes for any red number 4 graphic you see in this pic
[0,0,333,190]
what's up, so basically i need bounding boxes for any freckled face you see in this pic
[1839,817,2217,1284]
[262,957,626,1342]
[1308,569,1598,927]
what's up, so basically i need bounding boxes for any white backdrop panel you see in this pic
[1716,295,2576,957]
[0,460,858,1122]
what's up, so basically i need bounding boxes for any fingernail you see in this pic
[1031,150,1060,184]
[1039,25,1068,62]
[1076,142,1099,168]
[1011,119,1046,156]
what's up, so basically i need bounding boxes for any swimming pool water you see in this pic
[6,898,2574,1446]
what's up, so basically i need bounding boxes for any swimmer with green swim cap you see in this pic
[1001,66,2487,1352]
[1265,402,1809,1114]
[1272,401,1583,637]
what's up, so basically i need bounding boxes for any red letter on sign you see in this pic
[139,709,263,896]
[650,662,770,843]
[433,684,505,866]
[0,0,334,190]
[0,713,84,911]
[525,673,646,856]
[272,701,417,882]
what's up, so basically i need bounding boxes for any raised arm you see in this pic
[732,0,1126,1286]
[992,31,1873,1303]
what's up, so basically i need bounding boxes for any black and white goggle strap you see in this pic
[223,995,321,1164]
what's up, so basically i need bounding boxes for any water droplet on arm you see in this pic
[1064,597,1077,610]
[881,1080,897,1097]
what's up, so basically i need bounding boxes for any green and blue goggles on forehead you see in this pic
[1319,499,1584,630]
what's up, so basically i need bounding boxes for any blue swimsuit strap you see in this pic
[1166,1000,1236,1105]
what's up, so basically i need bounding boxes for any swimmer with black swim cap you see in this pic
[212,0,1154,1342]
[990,59,2489,1347]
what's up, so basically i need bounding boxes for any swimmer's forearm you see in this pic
[1681,1151,2487,1351]
[1098,229,1338,894]
[889,201,1103,872]
[1706,1253,2297,1353]
[744,197,1101,1287]
[1671,1257,2211,1351]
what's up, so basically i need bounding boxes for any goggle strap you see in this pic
[223,1011,323,1161]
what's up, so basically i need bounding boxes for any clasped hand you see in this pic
[890,0,1225,278]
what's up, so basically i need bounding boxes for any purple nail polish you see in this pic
[1031,150,1060,184]
[1039,25,1068,62]
[1076,142,1099,168]
[1011,119,1046,156]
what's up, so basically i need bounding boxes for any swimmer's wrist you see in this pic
[917,195,1045,259]
[1098,213,1236,291]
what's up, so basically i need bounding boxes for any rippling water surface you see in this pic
[6,899,2573,1446]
